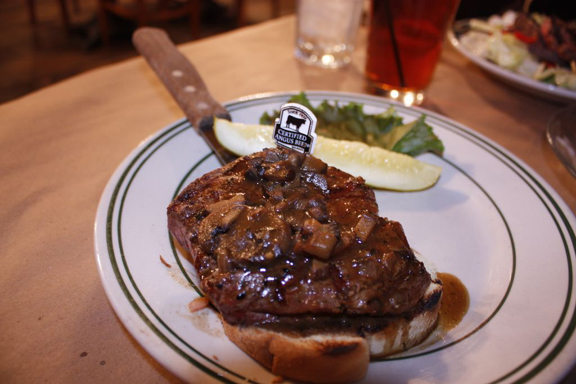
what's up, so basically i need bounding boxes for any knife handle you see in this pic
[132,27,236,164]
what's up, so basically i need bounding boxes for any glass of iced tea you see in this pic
[365,0,460,105]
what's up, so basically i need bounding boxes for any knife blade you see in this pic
[132,27,238,165]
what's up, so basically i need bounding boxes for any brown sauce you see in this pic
[437,272,470,333]
[416,272,470,353]
[397,272,469,354]
[172,147,432,325]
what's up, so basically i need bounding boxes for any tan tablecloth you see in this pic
[1,16,575,383]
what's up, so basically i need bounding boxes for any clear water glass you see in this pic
[295,0,364,69]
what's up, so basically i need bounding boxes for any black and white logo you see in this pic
[273,103,318,154]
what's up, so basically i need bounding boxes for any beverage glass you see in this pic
[365,0,460,105]
[295,0,364,69]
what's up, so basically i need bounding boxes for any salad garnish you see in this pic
[260,93,444,157]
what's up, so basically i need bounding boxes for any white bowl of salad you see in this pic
[450,10,576,102]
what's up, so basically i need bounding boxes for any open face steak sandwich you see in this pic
[167,147,442,383]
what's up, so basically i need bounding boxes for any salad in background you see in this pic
[459,10,576,91]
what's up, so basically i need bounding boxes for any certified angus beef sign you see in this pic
[273,103,318,154]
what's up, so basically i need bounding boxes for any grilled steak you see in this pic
[168,148,432,334]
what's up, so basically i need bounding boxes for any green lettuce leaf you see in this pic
[259,92,444,157]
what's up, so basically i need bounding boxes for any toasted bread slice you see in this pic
[223,322,370,383]
[222,276,442,383]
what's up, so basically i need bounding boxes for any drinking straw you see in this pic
[383,0,406,88]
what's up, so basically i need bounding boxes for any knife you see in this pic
[132,27,238,165]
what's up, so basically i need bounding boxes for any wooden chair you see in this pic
[27,0,80,33]
[236,0,281,27]
[97,0,201,46]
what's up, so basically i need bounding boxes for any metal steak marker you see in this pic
[273,103,318,154]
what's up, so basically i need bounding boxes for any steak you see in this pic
[168,148,432,333]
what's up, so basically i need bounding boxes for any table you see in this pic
[1,15,575,383]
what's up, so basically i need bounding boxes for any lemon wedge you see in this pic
[214,118,441,191]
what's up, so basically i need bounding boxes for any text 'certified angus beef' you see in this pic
[167,147,442,383]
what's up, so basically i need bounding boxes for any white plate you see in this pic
[448,21,576,104]
[94,91,576,383]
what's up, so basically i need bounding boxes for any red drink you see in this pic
[366,0,460,95]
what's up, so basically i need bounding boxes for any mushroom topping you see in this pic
[263,160,296,182]
[353,214,377,242]
[206,194,245,213]
[301,155,328,173]
[211,206,292,265]
[287,151,305,168]
[198,200,246,254]
[307,197,328,222]
[301,218,338,260]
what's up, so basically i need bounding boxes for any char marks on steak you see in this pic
[168,148,432,333]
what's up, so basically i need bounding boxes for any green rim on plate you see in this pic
[97,91,576,384]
